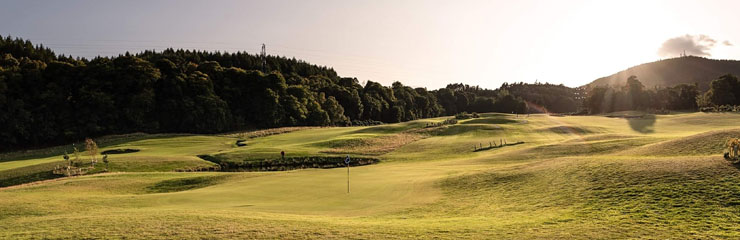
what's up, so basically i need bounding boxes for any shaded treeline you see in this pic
[585,74,740,113]
[0,36,538,150]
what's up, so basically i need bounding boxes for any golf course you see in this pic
[2,112,740,239]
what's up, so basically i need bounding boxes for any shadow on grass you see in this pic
[473,141,525,152]
[627,114,656,133]
[0,133,182,163]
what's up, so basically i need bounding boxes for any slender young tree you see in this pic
[85,138,98,168]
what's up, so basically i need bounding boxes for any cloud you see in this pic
[724,40,733,46]
[657,34,718,57]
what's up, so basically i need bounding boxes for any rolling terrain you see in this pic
[2,112,740,239]
[586,56,740,90]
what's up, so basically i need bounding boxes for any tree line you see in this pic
[0,35,539,150]
[585,74,740,114]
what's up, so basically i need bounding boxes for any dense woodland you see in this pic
[585,74,740,114]
[0,36,538,150]
[3,35,740,150]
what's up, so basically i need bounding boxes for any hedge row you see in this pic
[198,155,379,172]
[700,105,740,112]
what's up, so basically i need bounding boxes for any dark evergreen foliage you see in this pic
[0,36,539,150]
[585,75,702,113]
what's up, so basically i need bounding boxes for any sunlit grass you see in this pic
[2,112,740,239]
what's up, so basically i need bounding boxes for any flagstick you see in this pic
[347,164,350,194]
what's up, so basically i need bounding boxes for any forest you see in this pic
[584,74,740,114]
[4,35,737,150]
[0,36,544,150]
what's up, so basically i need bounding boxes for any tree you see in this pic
[85,138,98,167]
[322,95,350,126]
[103,154,109,172]
[624,76,646,110]
[706,74,739,106]
[586,87,608,114]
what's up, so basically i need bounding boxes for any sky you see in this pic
[2,0,740,89]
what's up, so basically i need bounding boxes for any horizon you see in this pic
[2,0,740,89]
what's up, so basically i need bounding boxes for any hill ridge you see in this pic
[585,56,740,91]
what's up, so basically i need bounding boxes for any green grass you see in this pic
[145,175,232,193]
[2,112,740,239]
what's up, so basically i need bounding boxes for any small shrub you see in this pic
[85,138,99,168]
[719,105,733,112]
[351,120,383,126]
[425,118,457,128]
[199,155,379,172]
[455,112,472,119]
[455,112,481,120]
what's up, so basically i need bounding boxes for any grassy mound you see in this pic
[0,133,170,162]
[432,155,740,238]
[0,156,219,187]
[5,113,740,238]
[623,129,740,156]
[460,118,518,125]
[221,126,319,139]
[101,148,140,154]
[495,137,661,161]
[0,161,64,187]
[145,175,229,193]
[564,134,636,142]
[541,125,597,134]
[435,124,503,136]
[318,133,425,155]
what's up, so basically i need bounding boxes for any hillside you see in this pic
[586,56,740,90]
[3,112,740,238]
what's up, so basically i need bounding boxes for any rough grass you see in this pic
[145,175,230,193]
[0,133,172,162]
[494,137,663,161]
[460,118,518,125]
[220,126,319,139]
[623,128,740,156]
[542,125,597,134]
[319,133,426,155]
[3,112,740,239]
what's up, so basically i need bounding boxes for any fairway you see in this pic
[2,113,740,239]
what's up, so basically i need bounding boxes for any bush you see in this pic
[454,112,480,119]
[198,155,379,172]
[425,118,458,128]
[455,112,472,119]
[351,120,383,126]
[719,105,734,112]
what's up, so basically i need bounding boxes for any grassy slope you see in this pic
[2,112,740,239]
[0,135,231,187]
